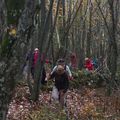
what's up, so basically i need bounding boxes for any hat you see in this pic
[85,58,89,61]
[34,48,39,51]
[57,59,65,63]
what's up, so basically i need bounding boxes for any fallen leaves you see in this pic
[7,85,120,120]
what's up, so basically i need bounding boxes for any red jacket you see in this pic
[33,51,39,66]
[85,59,93,71]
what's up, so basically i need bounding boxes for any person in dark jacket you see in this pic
[51,59,73,80]
[47,65,69,107]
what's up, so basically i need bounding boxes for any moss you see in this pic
[0,33,9,56]
[6,0,25,25]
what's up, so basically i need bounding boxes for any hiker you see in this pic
[47,65,69,107]
[44,58,52,68]
[84,57,94,71]
[92,57,98,69]
[7,25,17,54]
[31,48,39,78]
[22,50,32,79]
[51,58,73,80]
[70,53,77,70]
[31,48,47,85]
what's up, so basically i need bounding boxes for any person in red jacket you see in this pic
[33,48,39,66]
[31,48,46,85]
[84,58,94,71]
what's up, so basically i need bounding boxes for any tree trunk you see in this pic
[86,0,92,58]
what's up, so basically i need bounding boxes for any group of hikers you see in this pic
[23,47,101,108]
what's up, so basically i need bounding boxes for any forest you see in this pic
[0,0,120,120]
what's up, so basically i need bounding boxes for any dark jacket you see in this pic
[50,71,69,92]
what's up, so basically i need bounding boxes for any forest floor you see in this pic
[7,83,120,120]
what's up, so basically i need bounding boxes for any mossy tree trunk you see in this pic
[0,0,35,119]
